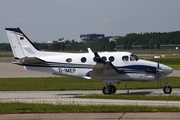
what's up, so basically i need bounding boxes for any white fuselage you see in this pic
[24,51,173,83]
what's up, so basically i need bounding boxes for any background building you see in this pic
[78,34,105,42]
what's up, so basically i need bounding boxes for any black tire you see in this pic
[163,86,172,94]
[109,85,116,94]
[102,86,111,95]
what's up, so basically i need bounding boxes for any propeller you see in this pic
[156,55,161,89]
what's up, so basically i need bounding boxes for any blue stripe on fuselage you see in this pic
[117,65,156,72]
[20,61,156,73]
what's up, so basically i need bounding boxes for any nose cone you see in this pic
[162,64,173,75]
[167,66,173,74]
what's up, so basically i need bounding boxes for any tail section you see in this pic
[5,28,41,59]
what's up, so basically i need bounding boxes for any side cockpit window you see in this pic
[130,54,139,61]
[122,56,129,61]
[130,56,135,61]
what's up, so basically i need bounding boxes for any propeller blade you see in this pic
[156,55,161,89]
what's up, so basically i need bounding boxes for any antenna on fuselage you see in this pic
[87,48,93,53]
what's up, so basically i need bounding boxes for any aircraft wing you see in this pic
[90,62,119,78]
[90,52,124,79]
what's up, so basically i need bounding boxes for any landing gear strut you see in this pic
[102,84,116,95]
[163,78,172,94]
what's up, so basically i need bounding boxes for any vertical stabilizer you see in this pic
[5,28,41,60]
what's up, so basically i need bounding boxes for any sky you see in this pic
[1,0,180,43]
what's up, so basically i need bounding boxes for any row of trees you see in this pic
[1,31,180,51]
[116,31,180,49]
[0,38,115,52]
[0,43,11,51]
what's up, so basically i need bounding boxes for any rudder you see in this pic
[5,28,41,59]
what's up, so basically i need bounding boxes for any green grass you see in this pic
[0,51,13,57]
[0,77,179,91]
[138,56,180,70]
[143,57,180,65]
[0,102,180,113]
[75,94,180,101]
[0,77,102,91]
[129,49,180,55]
[169,65,180,70]
[0,52,13,61]
[0,77,180,90]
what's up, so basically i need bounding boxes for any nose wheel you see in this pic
[163,86,172,94]
[102,84,116,95]
[163,78,172,94]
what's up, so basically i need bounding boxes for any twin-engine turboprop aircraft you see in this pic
[5,28,173,94]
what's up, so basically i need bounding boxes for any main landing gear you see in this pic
[102,84,116,95]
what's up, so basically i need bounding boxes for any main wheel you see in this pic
[102,86,111,95]
[163,86,172,94]
[109,85,116,94]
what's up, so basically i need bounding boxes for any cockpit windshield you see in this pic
[130,54,139,61]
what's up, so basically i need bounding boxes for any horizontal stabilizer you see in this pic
[14,57,48,66]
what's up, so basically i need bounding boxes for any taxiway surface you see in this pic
[0,89,180,107]
[1,113,180,120]
[0,62,55,78]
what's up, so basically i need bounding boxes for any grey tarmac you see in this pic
[0,62,55,78]
[0,89,180,107]
[0,113,180,120]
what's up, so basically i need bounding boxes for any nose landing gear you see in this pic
[163,78,172,94]
[163,86,172,94]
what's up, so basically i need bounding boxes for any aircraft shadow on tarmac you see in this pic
[55,91,153,96]
[117,91,153,95]
[55,93,84,96]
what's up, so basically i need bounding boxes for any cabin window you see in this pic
[102,56,107,62]
[81,57,87,63]
[122,56,129,61]
[109,56,115,62]
[66,58,72,63]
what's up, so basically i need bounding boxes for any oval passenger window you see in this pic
[81,57,87,63]
[66,58,72,63]
[109,56,115,62]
